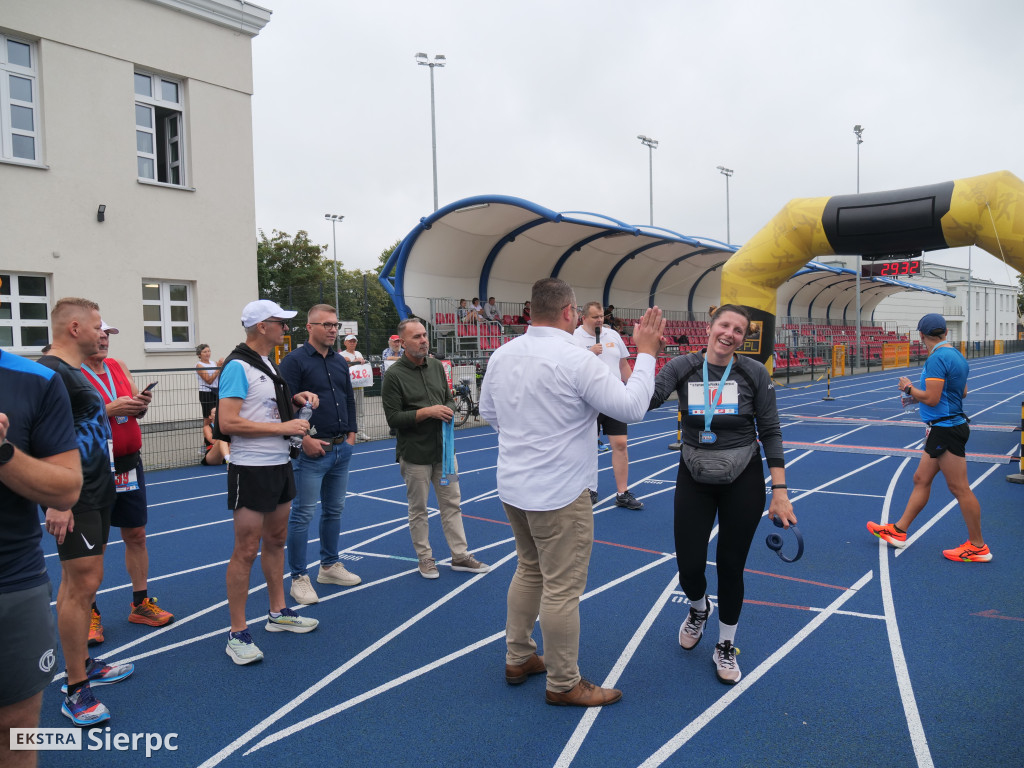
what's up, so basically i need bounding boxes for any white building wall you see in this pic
[0,0,270,370]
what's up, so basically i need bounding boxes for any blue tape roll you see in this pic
[766,516,804,563]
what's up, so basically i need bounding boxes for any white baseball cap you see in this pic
[344,334,357,341]
[100,321,119,334]
[241,299,297,327]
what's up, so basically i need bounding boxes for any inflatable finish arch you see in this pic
[720,170,1024,364]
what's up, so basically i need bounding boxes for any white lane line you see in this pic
[196,548,520,768]
[554,571,679,768]
[637,570,874,768]
[242,553,677,755]
[878,458,935,768]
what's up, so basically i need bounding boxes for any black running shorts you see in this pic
[227,463,296,513]
[56,505,111,561]
[924,423,969,459]
[597,412,628,437]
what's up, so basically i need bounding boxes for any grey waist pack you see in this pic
[681,441,759,485]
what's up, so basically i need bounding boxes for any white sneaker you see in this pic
[265,608,319,634]
[317,562,361,587]
[289,574,319,605]
[679,597,713,650]
[226,630,264,665]
[418,557,439,579]
[712,640,741,684]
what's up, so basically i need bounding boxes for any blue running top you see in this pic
[918,342,969,427]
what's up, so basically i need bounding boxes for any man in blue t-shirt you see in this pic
[867,313,990,562]
[0,350,82,754]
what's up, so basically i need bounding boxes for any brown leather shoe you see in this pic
[545,678,622,707]
[505,653,546,685]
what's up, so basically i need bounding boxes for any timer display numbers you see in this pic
[862,260,921,278]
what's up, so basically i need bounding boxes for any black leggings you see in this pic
[674,455,766,626]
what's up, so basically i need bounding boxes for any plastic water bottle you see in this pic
[289,402,314,450]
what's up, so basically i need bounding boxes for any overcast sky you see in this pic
[251,0,1024,287]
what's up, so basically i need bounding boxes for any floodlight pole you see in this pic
[717,166,734,243]
[638,135,658,225]
[324,213,343,338]
[853,124,865,369]
[415,52,446,211]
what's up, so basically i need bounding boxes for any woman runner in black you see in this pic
[650,305,796,684]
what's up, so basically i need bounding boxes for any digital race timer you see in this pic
[861,260,921,278]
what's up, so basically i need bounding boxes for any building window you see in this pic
[0,34,40,163]
[142,280,193,348]
[0,272,50,350]
[135,71,186,186]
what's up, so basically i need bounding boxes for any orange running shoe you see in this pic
[88,609,104,646]
[867,521,907,549]
[128,597,175,626]
[942,541,992,562]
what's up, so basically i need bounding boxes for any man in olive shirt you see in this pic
[381,319,489,579]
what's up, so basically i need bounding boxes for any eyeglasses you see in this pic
[309,322,340,330]
[263,319,289,328]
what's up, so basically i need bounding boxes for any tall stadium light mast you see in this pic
[324,213,344,321]
[415,52,446,211]
[853,124,865,368]
[717,166,734,243]
[637,134,658,225]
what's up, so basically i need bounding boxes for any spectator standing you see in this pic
[217,299,320,665]
[341,334,370,441]
[81,321,174,637]
[479,278,665,706]
[0,349,82,755]
[279,304,361,606]
[382,334,403,372]
[39,298,134,726]
[867,313,990,562]
[195,343,223,418]
[573,302,644,510]
[381,318,490,579]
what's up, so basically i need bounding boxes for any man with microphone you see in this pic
[573,302,643,510]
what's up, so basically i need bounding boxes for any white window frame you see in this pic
[142,280,194,350]
[134,70,187,187]
[0,33,42,165]
[0,271,51,351]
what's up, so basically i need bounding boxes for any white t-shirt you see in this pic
[218,356,290,466]
[573,325,629,381]
[341,350,364,364]
[196,361,219,392]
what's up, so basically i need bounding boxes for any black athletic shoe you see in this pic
[615,490,644,510]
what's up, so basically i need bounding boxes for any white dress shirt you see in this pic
[479,325,655,511]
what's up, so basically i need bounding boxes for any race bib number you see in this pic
[349,363,374,389]
[114,468,139,493]
[687,380,739,416]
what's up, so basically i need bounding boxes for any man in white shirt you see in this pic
[573,301,642,510]
[483,296,502,326]
[479,278,664,707]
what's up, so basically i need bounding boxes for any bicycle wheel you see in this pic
[452,395,471,427]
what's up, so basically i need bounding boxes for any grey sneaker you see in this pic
[265,608,319,634]
[679,597,713,650]
[317,562,361,587]
[418,557,439,579]
[451,553,490,573]
[289,574,319,605]
[712,640,741,684]
[615,490,644,510]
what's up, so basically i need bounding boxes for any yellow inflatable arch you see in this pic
[720,170,1024,364]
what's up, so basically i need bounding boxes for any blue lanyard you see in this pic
[81,363,117,402]
[702,355,734,433]
[441,418,456,483]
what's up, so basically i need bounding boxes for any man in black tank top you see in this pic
[37,299,133,727]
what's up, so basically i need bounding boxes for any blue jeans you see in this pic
[287,441,353,578]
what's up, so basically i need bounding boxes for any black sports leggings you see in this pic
[674,454,766,626]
